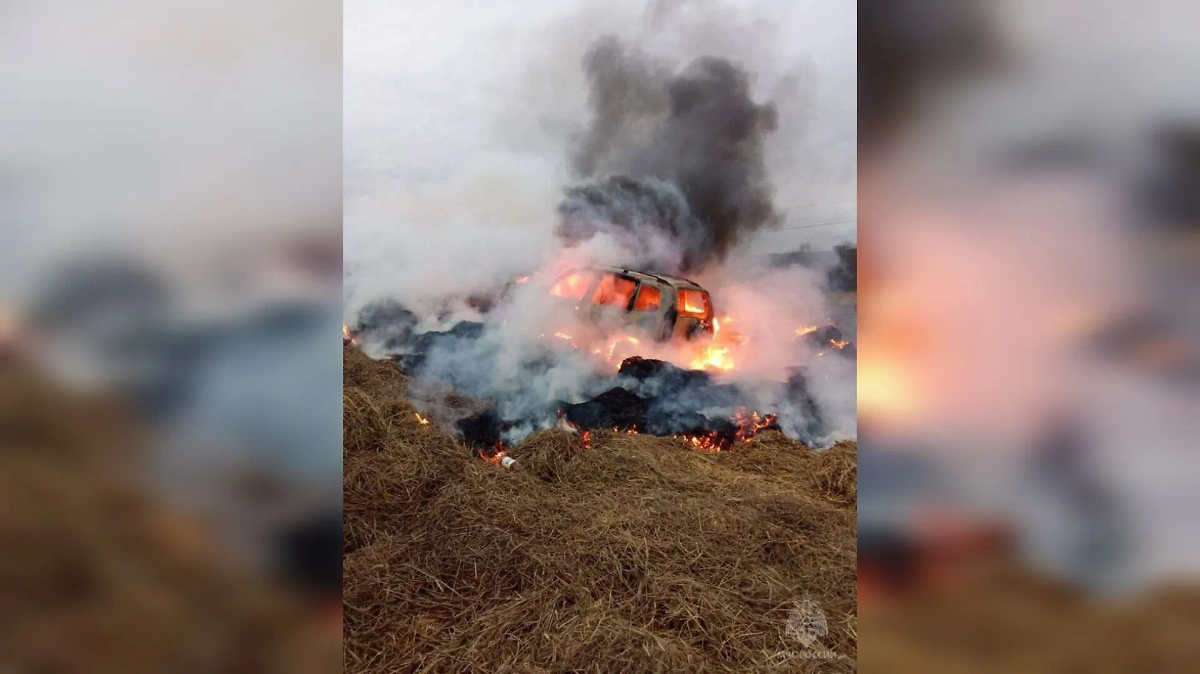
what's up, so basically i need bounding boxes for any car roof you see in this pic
[588,265,707,292]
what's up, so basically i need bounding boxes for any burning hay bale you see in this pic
[560,386,649,431]
[343,346,857,673]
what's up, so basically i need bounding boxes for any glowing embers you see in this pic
[683,432,724,453]
[480,442,519,469]
[557,412,594,450]
[732,408,779,442]
[797,323,855,356]
[682,410,778,453]
[557,397,778,454]
[481,442,506,465]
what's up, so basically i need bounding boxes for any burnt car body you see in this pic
[549,266,715,342]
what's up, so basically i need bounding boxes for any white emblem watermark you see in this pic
[766,595,844,664]
[786,596,829,648]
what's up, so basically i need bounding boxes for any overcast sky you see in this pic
[1,0,341,300]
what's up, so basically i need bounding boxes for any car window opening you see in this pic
[632,285,661,312]
[591,273,637,308]
[677,288,711,320]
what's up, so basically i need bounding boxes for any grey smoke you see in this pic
[558,176,703,272]
[560,37,781,273]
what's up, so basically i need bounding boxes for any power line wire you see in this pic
[774,218,856,231]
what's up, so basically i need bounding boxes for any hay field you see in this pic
[343,347,857,673]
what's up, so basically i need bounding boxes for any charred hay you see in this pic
[352,297,850,446]
[343,346,857,673]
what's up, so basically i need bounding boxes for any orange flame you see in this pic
[414,413,430,425]
[601,426,640,435]
[795,325,819,336]
[558,411,596,449]
[681,293,707,315]
[732,408,778,442]
[482,442,507,465]
[550,271,587,298]
[712,316,747,346]
[556,408,775,455]
[689,345,734,372]
[685,433,723,453]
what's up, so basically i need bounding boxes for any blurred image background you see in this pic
[858,0,1200,670]
[0,2,342,670]
[6,0,1200,670]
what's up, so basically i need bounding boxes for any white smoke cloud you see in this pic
[344,0,856,312]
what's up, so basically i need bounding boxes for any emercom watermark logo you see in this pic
[766,595,845,664]
[786,596,829,648]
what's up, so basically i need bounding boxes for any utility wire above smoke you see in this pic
[774,218,856,231]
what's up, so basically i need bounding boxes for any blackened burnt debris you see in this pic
[349,300,851,449]
[450,354,813,454]
[456,408,510,458]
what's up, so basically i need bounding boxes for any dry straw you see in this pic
[343,347,857,673]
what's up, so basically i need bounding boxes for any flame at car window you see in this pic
[591,274,637,307]
[633,285,661,311]
[677,289,711,319]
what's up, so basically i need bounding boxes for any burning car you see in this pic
[548,266,715,342]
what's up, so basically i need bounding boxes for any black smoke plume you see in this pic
[558,37,780,273]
